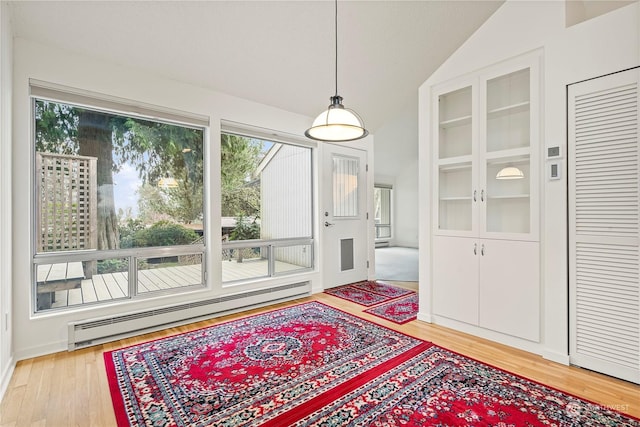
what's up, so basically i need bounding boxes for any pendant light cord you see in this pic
[334,0,338,97]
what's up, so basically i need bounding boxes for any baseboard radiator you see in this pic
[68,281,311,350]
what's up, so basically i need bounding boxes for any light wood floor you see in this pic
[1,281,638,426]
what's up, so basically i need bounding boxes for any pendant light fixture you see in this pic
[305,0,368,142]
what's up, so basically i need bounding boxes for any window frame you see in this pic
[30,82,209,313]
[374,184,393,241]
[220,124,316,285]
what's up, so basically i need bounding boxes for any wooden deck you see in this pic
[39,258,304,310]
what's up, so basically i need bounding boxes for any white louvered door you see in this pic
[568,68,640,384]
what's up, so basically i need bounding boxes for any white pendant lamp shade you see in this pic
[305,0,368,142]
[496,166,524,180]
[305,96,368,142]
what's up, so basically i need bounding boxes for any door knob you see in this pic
[324,221,335,227]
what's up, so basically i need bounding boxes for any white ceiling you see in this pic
[8,0,504,132]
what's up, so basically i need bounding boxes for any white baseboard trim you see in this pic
[0,356,15,404]
[417,312,432,323]
[14,340,67,363]
[430,315,544,356]
[542,349,570,365]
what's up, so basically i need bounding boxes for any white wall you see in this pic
[374,100,419,248]
[9,38,370,360]
[419,0,639,362]
[0,1,14,402]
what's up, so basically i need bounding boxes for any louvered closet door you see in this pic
[568,68,640,384]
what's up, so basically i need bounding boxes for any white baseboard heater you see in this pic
[68,281,311,350]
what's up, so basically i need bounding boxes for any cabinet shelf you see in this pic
[438,155,473,168]
[487,101,530,119]
[484,147,530,162]
[487,194,529,200]
[440,115,472,128]
[440,196,471,201]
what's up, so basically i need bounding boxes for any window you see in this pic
[32,87,206,312]
[220,131,313,283]
[374,185,392,239]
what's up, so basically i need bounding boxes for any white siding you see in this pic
[260,144,312,266]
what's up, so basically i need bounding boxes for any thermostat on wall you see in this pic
[549,162,561,180]
[547,146,562,159]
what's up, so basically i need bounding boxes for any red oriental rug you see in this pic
[105,301,640,427]
[364,292,418,324]
[104,301,426,427]
[291,345,640,427]
[324,280,413,306]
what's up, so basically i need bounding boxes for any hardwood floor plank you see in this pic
[1,284,639,425]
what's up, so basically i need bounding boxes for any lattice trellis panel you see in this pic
[36,153,97,252]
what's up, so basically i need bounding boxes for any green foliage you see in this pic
[230,215,260,241]
[97,257,148,274]
[123,220,199,248]
[220,134,263,217]
[221,134,262,190]
[221,186,260,217]
[34,100,79,154]
[97,258,128,274]
[119,218,147,249]
[34,99,205,248]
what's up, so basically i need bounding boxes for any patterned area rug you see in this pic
[104,301,640,427]
[104,301,426,427]
[291,345,640,427]
[324,280,413,306]
[364,292,418,324]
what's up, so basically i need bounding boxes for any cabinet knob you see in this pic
[481,189,485,202]
[481,244,485,256]
[473,190,477,202]
[473,243,477,255]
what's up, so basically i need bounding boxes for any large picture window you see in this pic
[32,88,206,312]
[220,131,313,283]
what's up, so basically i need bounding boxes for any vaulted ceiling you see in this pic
[8,1,504,132]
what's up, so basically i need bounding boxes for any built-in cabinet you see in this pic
[430,52,541,342]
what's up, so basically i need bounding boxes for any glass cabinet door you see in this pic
[437,85,474,233]
[484,68,531,235]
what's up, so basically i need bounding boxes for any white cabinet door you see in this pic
[433,79,478,238]
[480,55,540,241]
[433,235,479,325]
[478,239,540,341]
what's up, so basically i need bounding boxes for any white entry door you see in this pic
[322,144,369,288]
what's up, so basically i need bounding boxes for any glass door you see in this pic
[436,84,475,234]
[483,68,532,235]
